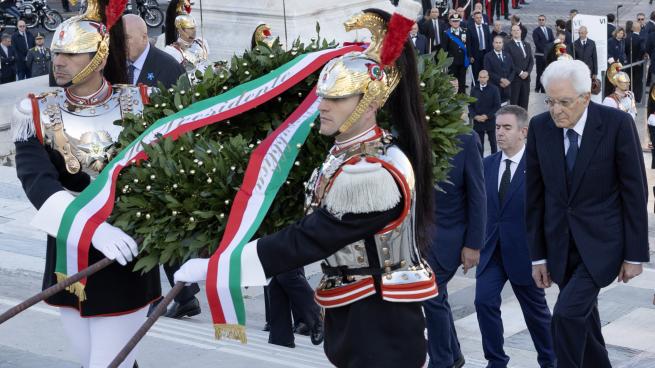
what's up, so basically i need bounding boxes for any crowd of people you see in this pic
[5,0,655,367]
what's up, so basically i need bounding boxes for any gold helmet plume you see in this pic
[175,0,195,29]
[607,62,630,86]
[50,0,125,85]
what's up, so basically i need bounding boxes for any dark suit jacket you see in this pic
[608,37,627,64]
[484,50,514,101]
[532,26,554,55]
[468,23,492,56]
[136,45,186,88]
[505,39,533,80]
[430,133,486,272]
[469,84,501,123]
[419,17,446,50]
[526,102,650,287]
[626,33,646,63]
[645,20,655,36]
[11,30,35,70]
[0,45,17,80]
[442,28,470,66]
[608,24,616,40]
[573,38,598,75]
[411,33,429,55]
[477,151,533,285]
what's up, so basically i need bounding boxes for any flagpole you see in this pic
[282,0,288,51]
[0,257,114,324]
[108,282,185,368]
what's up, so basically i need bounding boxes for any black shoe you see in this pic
[268,338,295,348]
[165,297,201,319]
[147,298,162,317]
[310,319,324,346]
[293,322,311,336]
[504,16,510,20]
[263,322,270,332]
[452,354,465,368]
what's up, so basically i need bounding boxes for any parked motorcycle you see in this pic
[126,0,163,28]
[0,0,63,32]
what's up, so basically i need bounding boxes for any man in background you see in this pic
[11,20,35,80]
[470,70,501,154]
[533,15,554,93]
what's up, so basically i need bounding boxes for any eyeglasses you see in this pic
[538,18,545,21]
[638,18,645,21]
[544,94,585,108]
[18,25,26,28]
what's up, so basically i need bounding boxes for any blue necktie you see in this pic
[127,64,136,85]
[566,129,579,173]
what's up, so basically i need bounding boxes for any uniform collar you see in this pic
[65,78,113,107]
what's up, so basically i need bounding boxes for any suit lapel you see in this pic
[569,104,604,199]
[544,117,569,202]
[500,152,525,212]
[137,48,155,85]
[488,153,501,213]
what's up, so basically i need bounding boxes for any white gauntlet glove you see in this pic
[174,258,210,283]
[91,222,139,266]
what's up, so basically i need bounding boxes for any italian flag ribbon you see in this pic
[206,90,319,342]
[52,45,362,301]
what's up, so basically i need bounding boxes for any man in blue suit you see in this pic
[424,131,486,368]
[528,60,649,367]
[469,11,492,84]
[475,105,556,368]
[532,15,554,93]
[470,70,501,155]
[411,22,429,55]
[484,36,514,104]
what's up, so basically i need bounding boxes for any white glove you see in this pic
[91,222,139,266]
[174,258,210,283]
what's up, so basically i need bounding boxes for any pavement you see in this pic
[3,0,655,367]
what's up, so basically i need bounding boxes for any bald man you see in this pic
[123,14,185,88]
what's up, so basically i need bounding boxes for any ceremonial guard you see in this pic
[10,0,160,366]
[603,63,637,121]
[163,0,211,83]
[175,3,438,368]
[25,32,51,78]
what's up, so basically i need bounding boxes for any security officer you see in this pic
[25,32,51,77]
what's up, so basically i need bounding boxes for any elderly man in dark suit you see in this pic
[533,15,554,93]
[573,26,598,80]
[476,105,556,368]
[469,11,492,85]
[11,20,35,80]
[424,130,486,368]
[527,60,649,368]
[627,22,646,103]
[0,33,16,84]
[124,14,185,88]
[411,22,429,55]
[419,6,446,54]
[470,70,501,154]
[505,25,533,109]
[485,35,514,104]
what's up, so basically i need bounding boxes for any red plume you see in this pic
[105,0,128,30]
[380,13,414,67]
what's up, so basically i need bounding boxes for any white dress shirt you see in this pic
[497,145,525,190]
[533,107,639,265]
[129,42,150,84]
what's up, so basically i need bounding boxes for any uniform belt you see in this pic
[321,262,402,277]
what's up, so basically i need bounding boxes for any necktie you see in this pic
[478,25,485,50]
[542,27,549,40]
[127,63,136,84]
[516,41,526,58]
[566,129,579,173]
[582,40,586,47]
[434,19,440,45]
[499,159,512,203]
[497,52,503,62]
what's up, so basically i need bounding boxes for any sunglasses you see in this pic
[638,18,645,21]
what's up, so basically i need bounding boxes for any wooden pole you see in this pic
[108,282,185,368]
[0,257,114,325]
